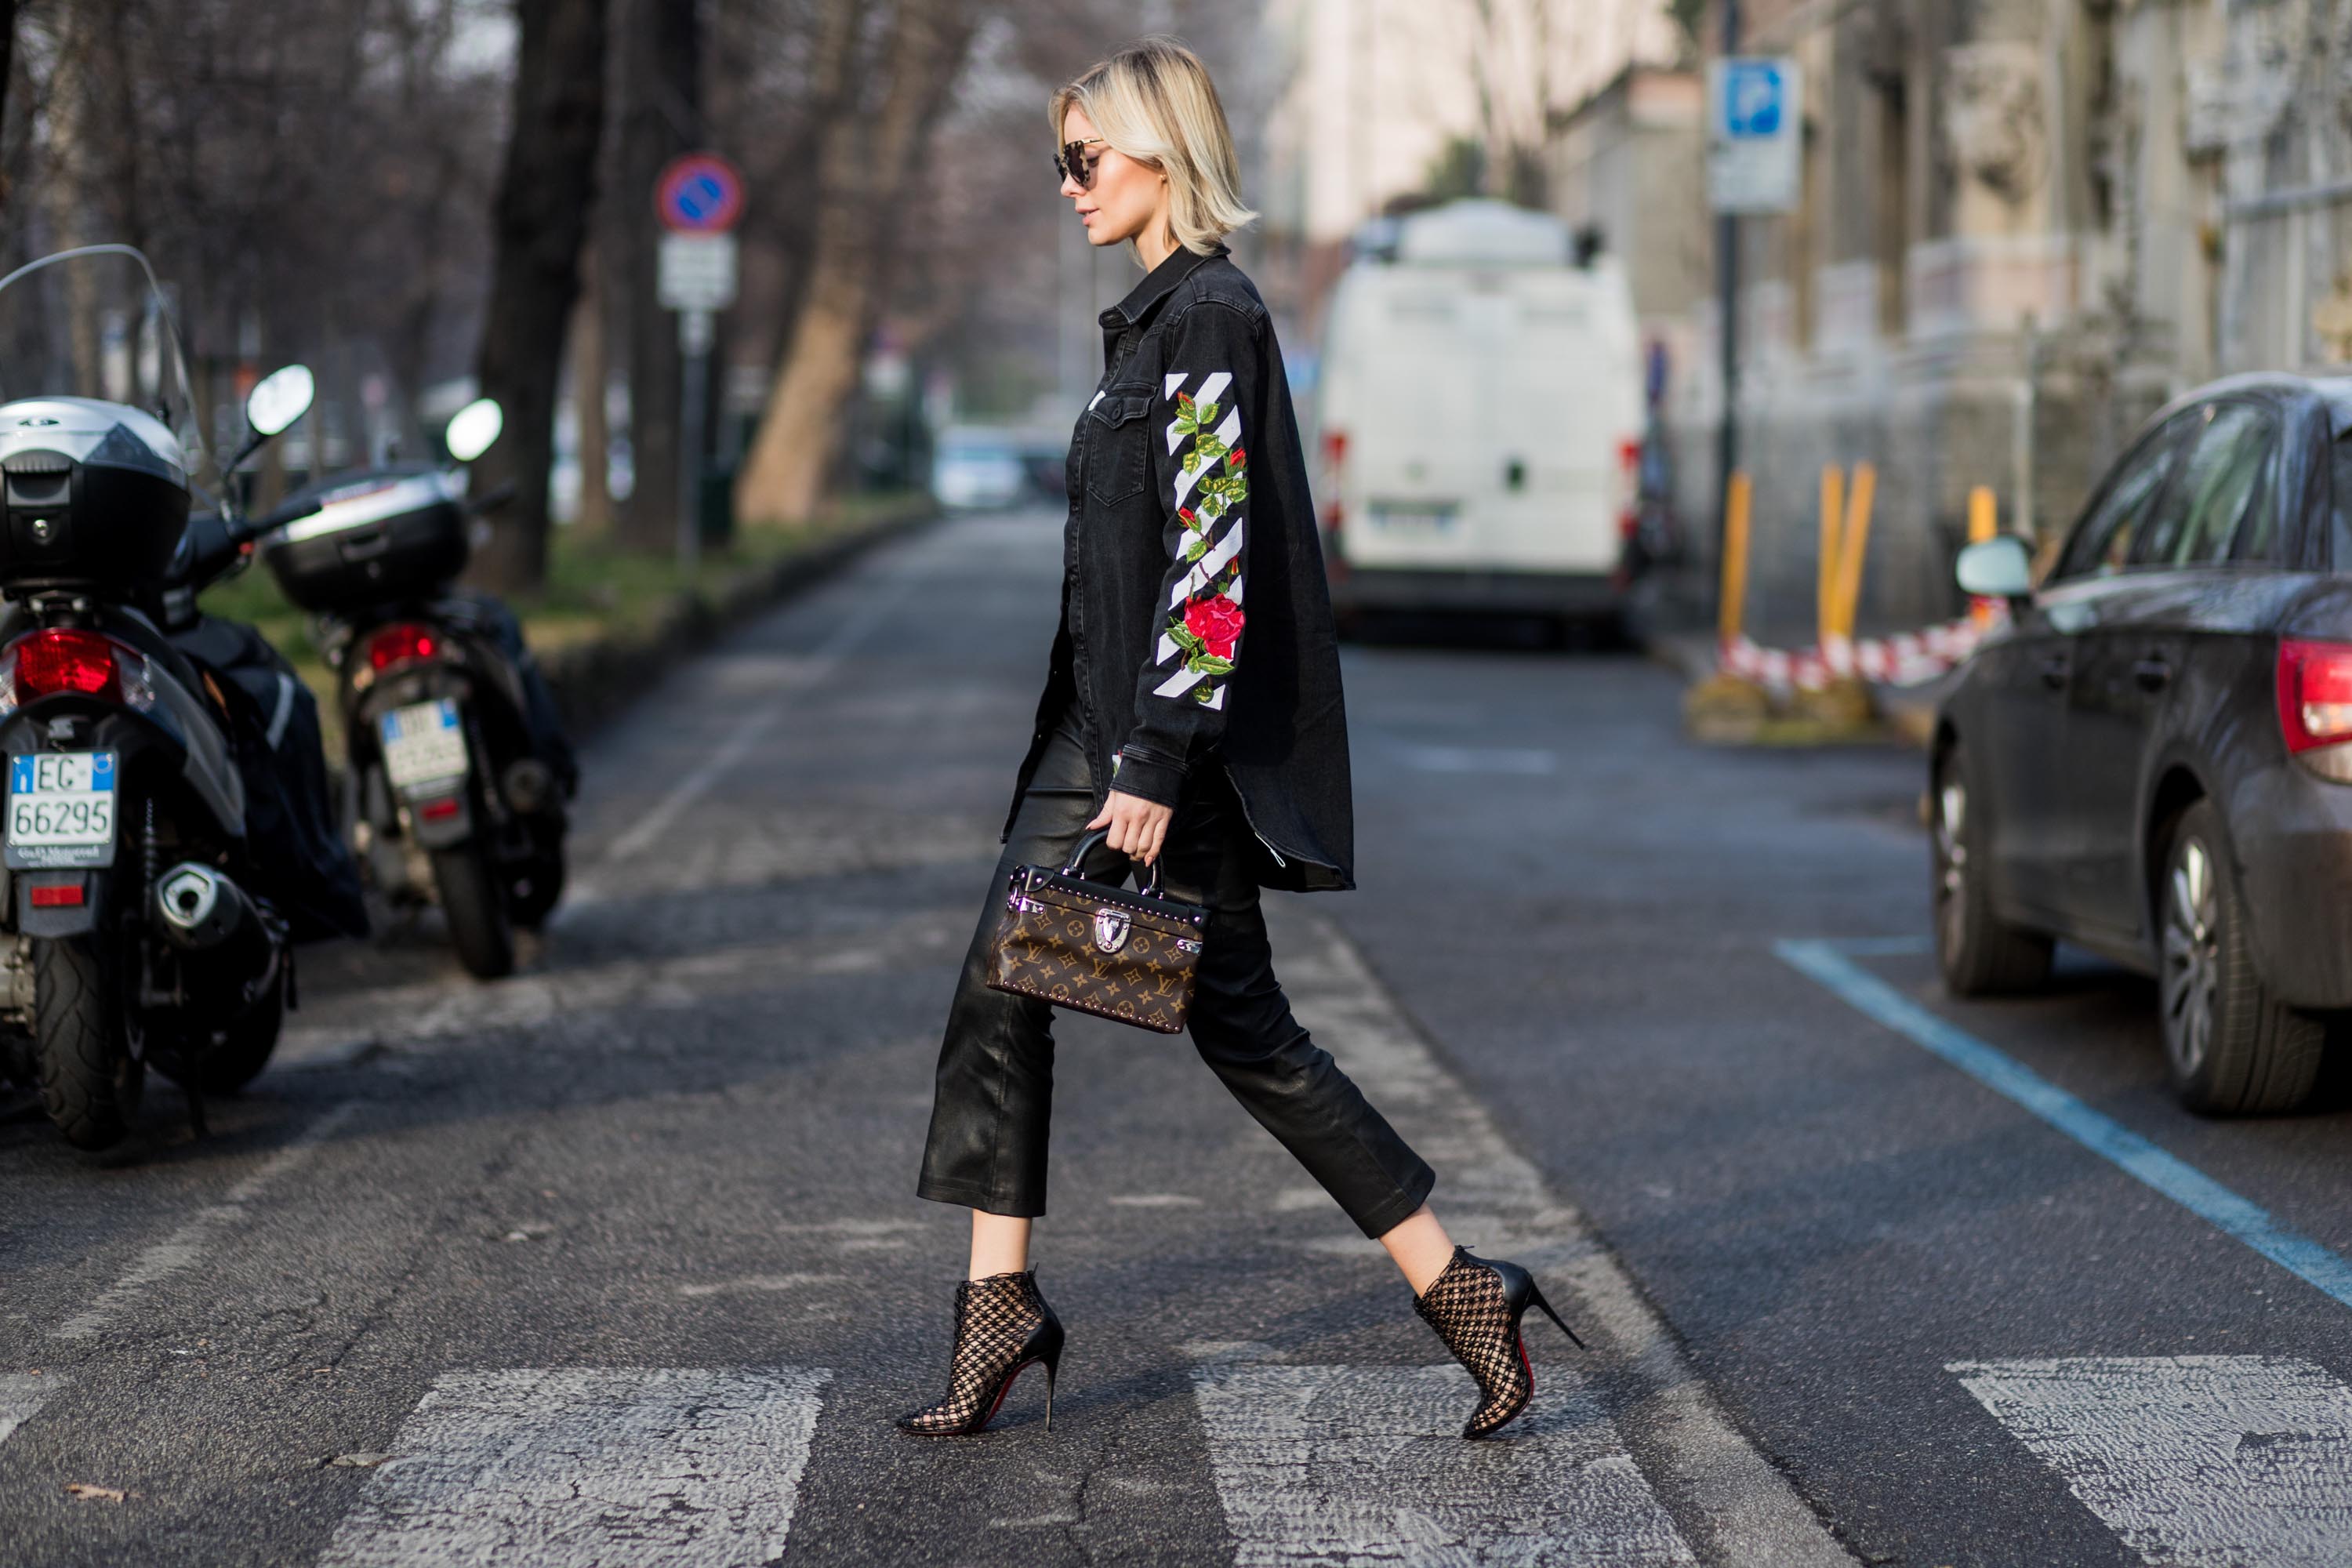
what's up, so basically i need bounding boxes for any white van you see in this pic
[1315,200,1644,626]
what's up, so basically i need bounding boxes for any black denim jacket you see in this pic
[1006,244,1355,893]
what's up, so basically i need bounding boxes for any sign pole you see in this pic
[1713,0,1742,630]
[677,307,713,579]
[654,151,746,583]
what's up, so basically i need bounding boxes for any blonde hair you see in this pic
[1050,36,1256,259]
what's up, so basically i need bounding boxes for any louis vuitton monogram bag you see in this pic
[985,830,1207,1034]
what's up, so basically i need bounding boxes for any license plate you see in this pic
[1369,503,1457,532]
[6,751,118,868]
[379,699,469,792]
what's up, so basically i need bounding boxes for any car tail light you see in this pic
[0,629,155,713]
[368,622,439,673]
[2277,638,2352,754]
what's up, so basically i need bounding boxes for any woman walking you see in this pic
[905,36,1577,1440]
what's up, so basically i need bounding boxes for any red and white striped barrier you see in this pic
[1718,607,2005,691]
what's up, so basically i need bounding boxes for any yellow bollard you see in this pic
[1831,462,1877,641]
[1817,466,1845,651]
[1968,485,1998,628]
[1718,470,1752,646]
[1688,470,1769,742]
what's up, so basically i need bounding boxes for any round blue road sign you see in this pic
[656,153,746,234]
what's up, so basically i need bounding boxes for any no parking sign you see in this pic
[656,153,745,234]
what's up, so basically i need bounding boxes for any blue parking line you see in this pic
[1777,937,2352,1312]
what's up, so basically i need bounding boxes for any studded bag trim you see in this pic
[985,835,1207,1035]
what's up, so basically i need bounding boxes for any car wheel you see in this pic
[1932,741,2053,996]
[2158,800,2325,1115]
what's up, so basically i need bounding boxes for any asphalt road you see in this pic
[5,507,2352,1566]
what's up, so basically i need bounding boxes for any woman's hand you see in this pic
[1087,789,1174,866]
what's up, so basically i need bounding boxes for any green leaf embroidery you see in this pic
[1168,624,1206,656]
[1192,684,1216,705]
[1188,654,1236,677]
[1183,539,1207,561]
[1195,400,1220,428]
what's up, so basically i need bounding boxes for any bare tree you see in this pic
[470,0,609,593]
[735,0,977,525]
[610,0,702,554]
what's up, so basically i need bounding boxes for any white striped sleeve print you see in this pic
[1153,371,1247,711]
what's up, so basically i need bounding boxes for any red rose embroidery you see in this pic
[1184,593,1246,660]
[1226,446,1247,469]
[1178,506,1199,528]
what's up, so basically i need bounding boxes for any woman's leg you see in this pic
[1154,779,1441,1248]
[971,1210,1033,1279]
[913,725,1104,1225]
[1377,1205,1458,1295]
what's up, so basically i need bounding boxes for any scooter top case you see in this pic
[259,466,469,612]
[0,396,192,593]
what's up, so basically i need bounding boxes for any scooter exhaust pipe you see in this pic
[151,862,259,951]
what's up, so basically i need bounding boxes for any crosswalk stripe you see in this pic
[1951,1356,2352,1566]
[0,1372,60,1445]
[1192,1361,1700,1566]
[316,1367,829,1568]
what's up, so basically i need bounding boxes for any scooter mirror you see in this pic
[445,398,504,464]
[246,364,315,438]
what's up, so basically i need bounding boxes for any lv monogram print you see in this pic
[985,868,1206,1036]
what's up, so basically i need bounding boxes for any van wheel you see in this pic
[35,938,142,1150]
[1932,742,2053,996]
[434,842,516,980]
[2158,800,2325,1114]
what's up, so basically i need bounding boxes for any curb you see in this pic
[535,503,938,742]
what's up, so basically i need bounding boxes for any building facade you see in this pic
[1651,0,2352,641]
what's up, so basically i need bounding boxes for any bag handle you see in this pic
[1058,827,1163,897]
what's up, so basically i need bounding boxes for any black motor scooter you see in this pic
[0,245,360,1149]
[258,400,576,979]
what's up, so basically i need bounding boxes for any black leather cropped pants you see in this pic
[916,720,1435,1239]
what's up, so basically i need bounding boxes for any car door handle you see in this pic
[2038,652,2071,688]
[2132,655,2173,692]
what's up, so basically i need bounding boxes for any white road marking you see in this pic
[1951,1355,2352,1567]
[676,1272,847,1298]
[580,572,920,877]
[0,1372,60,1444]
[316,1367,829,1568]
[1193,1361,1699,1566]
[1273,908,1857,1566]
[53,1102,358,1341]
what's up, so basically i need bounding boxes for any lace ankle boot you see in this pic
[1414,1247,1582,1438]
[898,1268,1064,1436]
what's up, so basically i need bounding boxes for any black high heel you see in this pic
[1414,1246,1583,1439]
[898,1268,1065,1436]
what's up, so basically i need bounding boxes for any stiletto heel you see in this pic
[1525,1283,1584,1348]
[1414,1247,1584,1439]
[898,1269,1064,1436]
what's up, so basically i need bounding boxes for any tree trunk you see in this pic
[469,0,608,595]
[610,0,701,554]
[572,238,612,533]
[734,0,974,528]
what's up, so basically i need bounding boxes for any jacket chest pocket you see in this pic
[1082,387,1154,507]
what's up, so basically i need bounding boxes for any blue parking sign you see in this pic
[1723,60,1786,138]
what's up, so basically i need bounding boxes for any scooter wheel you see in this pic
[432,842,516,980]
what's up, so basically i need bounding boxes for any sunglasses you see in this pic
[1055,137,1106,188]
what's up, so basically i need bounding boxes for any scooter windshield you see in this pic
[0,245,212,490]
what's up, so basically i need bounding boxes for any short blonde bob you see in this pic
[1050,36,1256,259]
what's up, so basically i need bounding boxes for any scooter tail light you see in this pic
[7,628,150,710]
[367,622,439,673]
[2277,637,2352,753]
